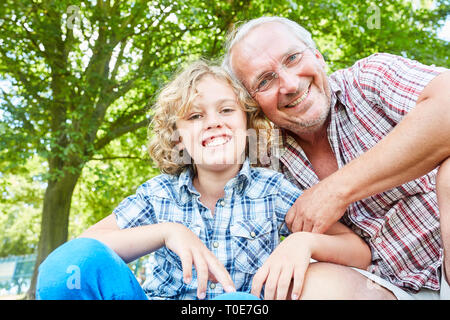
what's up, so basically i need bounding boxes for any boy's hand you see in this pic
[162,222,236,299]
[251,232,312,300]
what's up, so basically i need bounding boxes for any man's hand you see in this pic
[163,222,236,299]
[286,72,450,235]
[285,180,350,233]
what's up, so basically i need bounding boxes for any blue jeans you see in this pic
[36,238,258,300]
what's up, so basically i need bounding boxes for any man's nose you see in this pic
[278,68,299,95]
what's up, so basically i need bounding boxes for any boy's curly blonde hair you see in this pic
[148,59,272,176]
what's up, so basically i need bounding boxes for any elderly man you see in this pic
[223,16,450,299]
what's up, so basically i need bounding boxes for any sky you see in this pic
[439,16,450,41]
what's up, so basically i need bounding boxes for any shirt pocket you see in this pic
[230,219,274,274]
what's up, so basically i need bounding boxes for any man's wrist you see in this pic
[323,169,358,206]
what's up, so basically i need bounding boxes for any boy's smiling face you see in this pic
[175,75,248,173]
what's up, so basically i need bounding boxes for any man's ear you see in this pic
[313,49,328,71]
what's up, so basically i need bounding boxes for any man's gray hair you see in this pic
[222,16,317,83]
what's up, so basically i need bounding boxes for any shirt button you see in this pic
[375,237,382,244]
[219,200,225,207]
[213,241,219,248]
[400,270,408,277]
[210,283,216,289]
[250,231,256,238]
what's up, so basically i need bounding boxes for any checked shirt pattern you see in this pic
[114,159,301,299]
[274,53,448,292]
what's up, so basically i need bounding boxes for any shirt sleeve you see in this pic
[275,175,303,237]
[113,183,157,229]
[351,53,447,124]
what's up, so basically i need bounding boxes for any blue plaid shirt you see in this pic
[114,159,301,300]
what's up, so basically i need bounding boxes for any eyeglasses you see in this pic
[249,46,313,98]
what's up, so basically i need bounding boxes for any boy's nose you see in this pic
[205,113,223,129]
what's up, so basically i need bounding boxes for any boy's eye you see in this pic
[222,107,235,113]
[187,114,201,120]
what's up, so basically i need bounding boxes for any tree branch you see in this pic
[109,40,127,82]
[94,117,150,151]
[0,48,45,104]
[90,155,148,161]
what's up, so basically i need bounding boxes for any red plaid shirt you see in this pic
[274,53,448,292]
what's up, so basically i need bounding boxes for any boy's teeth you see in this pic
[286,86,309,108]
[205,136,229,147]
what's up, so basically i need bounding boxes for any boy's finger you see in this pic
[179,251,193,284]
[276,265,294,300]
[208,269,218,283]
[250,266,268,298]
[291,264,307,300]
[193,252,208,299]
[262,266,281,300]
[211,269,235,292]
[206,256,236,293]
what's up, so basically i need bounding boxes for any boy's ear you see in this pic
[175,139,185,151]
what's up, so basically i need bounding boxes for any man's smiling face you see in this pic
[230,22,332,136]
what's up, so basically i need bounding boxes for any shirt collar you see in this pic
[225,158,252,196]
[176,159,252,204]
[177,166,197,205]
[328,75,341,108]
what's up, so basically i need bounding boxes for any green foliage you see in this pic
[0,0,448,257]
[69,133,159,237]
[0,156,44,256]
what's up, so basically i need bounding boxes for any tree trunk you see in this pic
[26,168,81,299]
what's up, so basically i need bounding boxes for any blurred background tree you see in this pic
[0,0,448,299]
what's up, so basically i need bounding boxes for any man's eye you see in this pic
[257,78,270,90]
[286,53,300,65]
